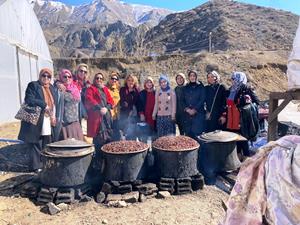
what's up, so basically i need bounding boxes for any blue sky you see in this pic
[60,0,300,15]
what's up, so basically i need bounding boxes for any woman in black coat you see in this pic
[182,70,206,139]
[18,68,57,172]
[204,71,228,132]
[175,72,186,135]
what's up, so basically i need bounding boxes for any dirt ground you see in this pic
[0,122,228,225]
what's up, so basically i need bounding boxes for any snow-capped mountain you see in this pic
[29,0,173,27]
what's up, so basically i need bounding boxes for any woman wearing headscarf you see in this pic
[139,77,156,132]
[59,69,83,141]
[174,72,186,135]
[119,73,141,140]
[182,70,206,139]
[227,72,259,157]
[152,74,176,137]
[18,68,57,172]
[73,63,91,136]
[85,72,114,150]
[107,71,121,140]
[204,70,228,132]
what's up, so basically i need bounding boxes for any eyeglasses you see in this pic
[111,77,118,81]
[64,75,72,79]
[96,77,103,80]
[79,69,87,74]
[41,74,51,79]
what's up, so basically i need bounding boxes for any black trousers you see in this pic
[29,135,51,171]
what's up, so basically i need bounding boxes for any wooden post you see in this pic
[268,98,279,141]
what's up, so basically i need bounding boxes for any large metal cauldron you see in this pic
[101,141,149,181]
[153,144,200,179]
[198,131,243,183]
[39,139,94,187]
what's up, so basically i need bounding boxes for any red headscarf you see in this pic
[59,69,81,101]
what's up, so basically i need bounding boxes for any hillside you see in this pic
[144,0,299,54]
[53,50,289,100]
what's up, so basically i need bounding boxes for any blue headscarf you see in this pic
[228,72,247,100]
[159,74,170,92]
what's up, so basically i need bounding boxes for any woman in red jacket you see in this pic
[85,72,114,150]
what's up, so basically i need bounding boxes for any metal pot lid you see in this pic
[42,146,94,158]
[199,130,240,142]
[46,138,93,148]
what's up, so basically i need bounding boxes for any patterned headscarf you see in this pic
[59,69,81,101]
[209,70,221,83]
[228,72,247,100]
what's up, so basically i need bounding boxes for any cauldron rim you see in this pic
[153,145,200,152]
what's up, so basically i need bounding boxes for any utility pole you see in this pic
[209,32,212,53]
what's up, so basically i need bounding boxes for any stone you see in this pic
[157,191,171,199]
[96,192,106,203]
[107,200,127,208]
[101,183,112,194]
[47,202,61,215]
[117,201,127,208]
[110,181,120,187]
[102,219,108,224]
[80,195,93,202]
[146,192,157,199]
[122,191,139,203]
[138,193,146,203]
[106,194,123,202]
[57,203,69,211]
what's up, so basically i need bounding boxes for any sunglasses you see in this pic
[79,69,87,74]
[96,77,103,80]
[41,74,51,79]
[64,75,72,79]
[111,77,118,81]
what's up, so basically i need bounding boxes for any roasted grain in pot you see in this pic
[101,140,148,154]
[152,135,199,151]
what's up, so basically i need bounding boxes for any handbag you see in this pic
[15,104,42,125]
[206,84,221,120]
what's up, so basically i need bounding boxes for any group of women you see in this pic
[18,65,259,172]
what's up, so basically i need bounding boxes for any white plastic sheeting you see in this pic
[0,0,53,122]
[287,18,300,90]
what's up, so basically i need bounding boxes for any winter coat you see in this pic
[18,81,57,143]
[119,86,141,132]
[85,85,114,137]
[204,83,227,132]
[175,85,186,125]
[139,89,156,129]
[182,82,206,137]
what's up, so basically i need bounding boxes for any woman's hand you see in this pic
[152,115,156,121]
[219,116,226,125]
[50,117,56,126]
[100,107,108,115]
[56,82,66,92]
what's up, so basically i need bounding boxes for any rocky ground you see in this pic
[0,122,228,225]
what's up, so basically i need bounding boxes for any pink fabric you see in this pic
[264,135,300,225]
[222,135,300,225]
[59,69,81,101]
